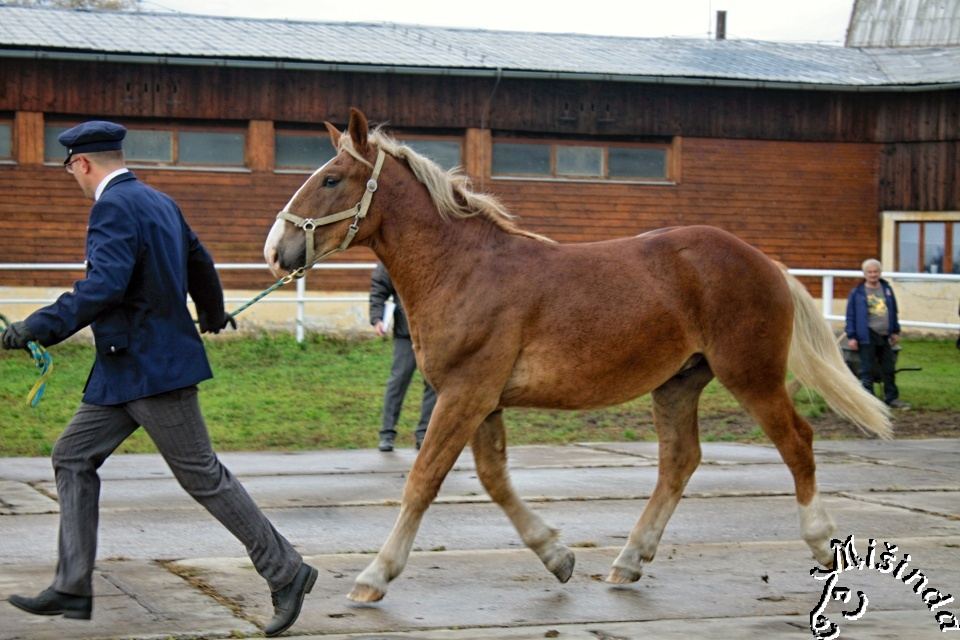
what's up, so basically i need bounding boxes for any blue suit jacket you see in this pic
[26,172,223,405]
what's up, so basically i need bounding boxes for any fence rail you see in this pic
[2,263,958,341]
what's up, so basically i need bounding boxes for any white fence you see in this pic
[2,263,958,342]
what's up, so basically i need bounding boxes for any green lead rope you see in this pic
[0,313,53,407]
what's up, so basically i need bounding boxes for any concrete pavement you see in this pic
[1,439,958,639]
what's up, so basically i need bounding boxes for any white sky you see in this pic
[138,0,856,44]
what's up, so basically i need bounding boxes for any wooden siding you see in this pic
[0,137,878,294]
[879,140,960,211]
[498,138,879,269]
[2,60,958,143]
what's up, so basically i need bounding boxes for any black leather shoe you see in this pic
[8,587,92,620]
[264,563,317,637]
[378,438,394,452]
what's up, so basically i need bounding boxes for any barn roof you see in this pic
[2,6,959,90]
[846,0,960,48]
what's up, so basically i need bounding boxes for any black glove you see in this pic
[198,311,237,334]
[1,321,35,350]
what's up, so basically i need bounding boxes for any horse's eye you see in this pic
[322,176,340,188]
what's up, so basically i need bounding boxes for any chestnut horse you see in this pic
[264,108,891,603]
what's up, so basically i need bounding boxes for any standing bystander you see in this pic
[369,262,436,452]
[844,258,909,409]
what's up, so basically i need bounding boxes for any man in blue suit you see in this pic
[1,121,316,636]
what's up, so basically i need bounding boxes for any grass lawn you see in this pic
[1,334,956,457]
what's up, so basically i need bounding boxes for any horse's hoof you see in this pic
[347,583,385,603]
[548,548,576,583]
[605,565,642,584]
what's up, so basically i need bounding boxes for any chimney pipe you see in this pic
[716,10,727,40]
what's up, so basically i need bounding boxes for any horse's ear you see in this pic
[323,121,342,149]
[347,107,369,151]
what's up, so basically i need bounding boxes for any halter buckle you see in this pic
[301,219,316,231]
[366,178,378,192]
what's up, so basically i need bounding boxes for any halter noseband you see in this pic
[276,148,386,278]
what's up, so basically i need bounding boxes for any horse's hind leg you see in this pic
[724,382,835,566]
[472,410,575,582]
[607,358,713,583]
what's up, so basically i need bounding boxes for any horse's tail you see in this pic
[781,267,893,439]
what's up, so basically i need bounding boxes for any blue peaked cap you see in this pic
[58,121,127,164]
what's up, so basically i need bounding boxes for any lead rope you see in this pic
[227,270,301,319]
[0,313,53,408]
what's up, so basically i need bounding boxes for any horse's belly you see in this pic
[501,348,685,410]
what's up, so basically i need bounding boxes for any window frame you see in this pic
[0,120,13,163]
[274,127,338,173]
[882,211,960,275]
[491,136,675,184]
[273,128,465,174]
[397,134,464,171]
[43,120,249,172]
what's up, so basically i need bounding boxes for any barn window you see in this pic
[402,139,462,171]
[493,142,551,175]
[276,132,336,170]
[0,123,11,159]
[44,121,246,169]
[179,131,245,166]
[43,125,67,162]
[896,220,958,273]
[492,139,670,182]
[556,145,603,176]
[609,147,667,179]
[124,130,173,163]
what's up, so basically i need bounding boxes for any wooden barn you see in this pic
[0,5,958,327]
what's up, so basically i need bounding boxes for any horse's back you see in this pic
[499,225,791,408]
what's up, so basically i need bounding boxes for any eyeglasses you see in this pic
[65,157,83,174]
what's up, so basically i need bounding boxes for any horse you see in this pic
[263,107,892,603]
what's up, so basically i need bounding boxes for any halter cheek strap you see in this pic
[276,148,386,278]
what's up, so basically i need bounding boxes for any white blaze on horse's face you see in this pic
[264,159,334,277]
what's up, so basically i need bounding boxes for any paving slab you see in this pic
[0,445,644,484]
[21,459,957,517]
[581,441,786,465]
[172,537,960,637]
[0,560,258,640]
[814,438,960,476]
[283,609,953,640]
[0,480,57,515]
[4,493,960,563]
[842,490,960,520]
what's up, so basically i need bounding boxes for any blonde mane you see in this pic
[339,129,554,243]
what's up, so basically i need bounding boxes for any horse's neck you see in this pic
[371,194,511,317]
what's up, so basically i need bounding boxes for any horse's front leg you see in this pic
[348,388,499,602]
[472,410,574,582]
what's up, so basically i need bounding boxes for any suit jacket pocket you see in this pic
[96,332,129,356]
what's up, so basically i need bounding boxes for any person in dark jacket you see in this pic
[845,258,908,409]
[1,121,315,636]
[369,262,437,452]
